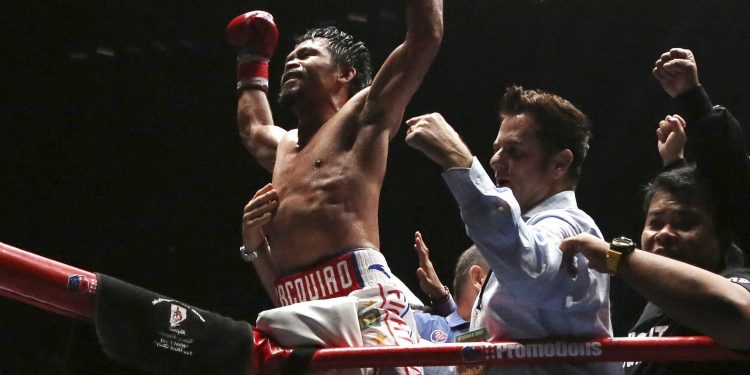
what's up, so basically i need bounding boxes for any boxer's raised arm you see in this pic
[360,0,443,138]
[228,11,287,172]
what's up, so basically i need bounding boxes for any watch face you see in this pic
[611,237,635,252]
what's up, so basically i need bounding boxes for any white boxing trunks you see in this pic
[257,248,424,375]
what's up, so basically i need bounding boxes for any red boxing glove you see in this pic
[226,10,279,92]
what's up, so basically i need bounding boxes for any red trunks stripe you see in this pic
[274,251,367,306]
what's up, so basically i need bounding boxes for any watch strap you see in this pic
[606,249,624,274]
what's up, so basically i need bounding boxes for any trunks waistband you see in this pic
[274,248,392,306]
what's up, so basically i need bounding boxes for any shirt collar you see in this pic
[446,311,469,328]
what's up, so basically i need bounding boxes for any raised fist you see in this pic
[226,11,279,91]
[653,48,699,98]
[226,10,278,59]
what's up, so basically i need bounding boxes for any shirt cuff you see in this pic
[431,294,457,317]
[441,157,497,207]
[676,85,713,123]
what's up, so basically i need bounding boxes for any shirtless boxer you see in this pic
[227,1,442,373]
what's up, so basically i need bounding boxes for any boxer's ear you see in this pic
[337,65,356,85]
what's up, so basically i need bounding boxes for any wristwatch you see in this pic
[606,237,636,274]
[240,238,270,263]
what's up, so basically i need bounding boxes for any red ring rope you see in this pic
[0,241,96,321]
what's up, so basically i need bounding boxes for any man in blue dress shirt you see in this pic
[404,86,619,374]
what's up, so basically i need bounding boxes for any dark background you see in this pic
[2,0,750,373]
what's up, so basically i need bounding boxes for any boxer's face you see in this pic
[279,39,342,108]
[489,114,558,214]
[641,190,722,271]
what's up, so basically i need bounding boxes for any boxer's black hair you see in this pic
[299,26,372,96]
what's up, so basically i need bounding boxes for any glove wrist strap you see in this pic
[237,59,269,92]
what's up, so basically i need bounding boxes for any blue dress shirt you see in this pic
[441,157,621,375]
